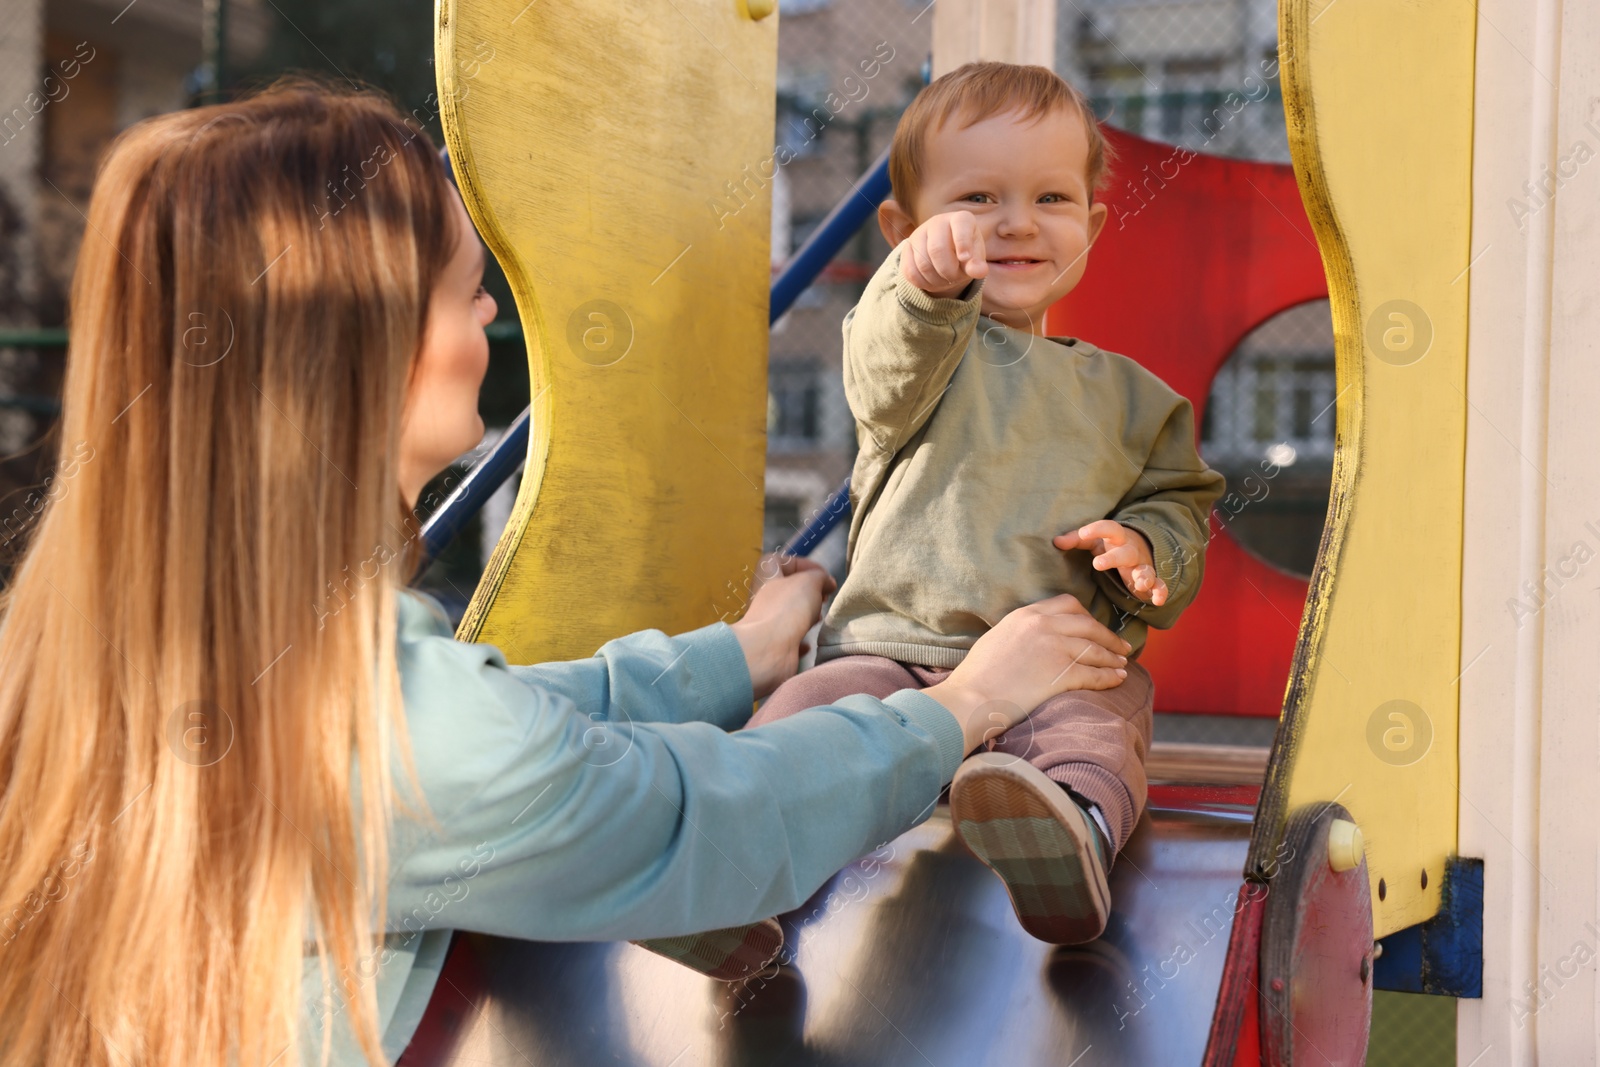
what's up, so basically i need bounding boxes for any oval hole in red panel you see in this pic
[1202,299,1336,581]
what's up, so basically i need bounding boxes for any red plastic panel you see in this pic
[1202,880,1266,1067]
[1046,128,1328,717]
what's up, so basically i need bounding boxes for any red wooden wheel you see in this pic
[1258,804,1373,1066]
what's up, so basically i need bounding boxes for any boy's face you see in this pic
[883,105,1109,332]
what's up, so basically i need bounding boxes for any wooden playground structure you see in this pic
[398,0,1600,1062]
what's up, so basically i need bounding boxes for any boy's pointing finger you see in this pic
[949,218,974,262]
[962,221,988,278]
[950,217,973,260]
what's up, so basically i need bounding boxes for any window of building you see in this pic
[768,361,823,450]
[776,95,831,158]
[763,497,804,553]
[1202,300,1337,578]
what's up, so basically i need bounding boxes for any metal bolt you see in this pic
[744,0,775,18]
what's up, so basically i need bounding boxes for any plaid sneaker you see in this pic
[632,918,784,982]
[949,752,1112,945]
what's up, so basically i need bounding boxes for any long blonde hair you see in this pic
[0,78,455,1066]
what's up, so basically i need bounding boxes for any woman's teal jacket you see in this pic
[301,587,965,1063]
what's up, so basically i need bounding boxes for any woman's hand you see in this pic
[730,555,838,700]
[922,594,1131,754]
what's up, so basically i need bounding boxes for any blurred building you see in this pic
[1059,0,1287,164]
[3,0,271,328]
[762,0,932,569]
[0,0,269,571]
[0,0,1334,593]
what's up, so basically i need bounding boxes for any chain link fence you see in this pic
[1370,989,1456,1067]
[762,0,932,576]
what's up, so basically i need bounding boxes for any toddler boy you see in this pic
[750,62,1224,944]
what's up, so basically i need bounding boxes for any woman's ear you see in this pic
[878,199,916,246]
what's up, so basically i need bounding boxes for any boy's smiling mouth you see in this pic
[990,257,1047,270]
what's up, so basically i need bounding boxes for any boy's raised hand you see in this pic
[1054,521,1169,607]
[901,210,988,299]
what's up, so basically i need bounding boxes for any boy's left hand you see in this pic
[1054,521,1168,606]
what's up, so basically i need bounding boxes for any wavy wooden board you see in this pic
[1250,0,1475,938]
[436,0,777,663]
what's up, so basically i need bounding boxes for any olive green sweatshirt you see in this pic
[816,243,1226,669]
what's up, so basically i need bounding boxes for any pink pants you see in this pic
[748,655,1154,854]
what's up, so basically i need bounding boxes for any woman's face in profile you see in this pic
[399,188,498,507]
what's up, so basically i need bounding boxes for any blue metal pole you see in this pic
[779,475,852,559]
[419,406,531,560]
[768,146,890,325]
[420,149,890,562]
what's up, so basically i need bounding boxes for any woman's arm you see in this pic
[503,623,754,730]
[473,556,836,730]
[404,589,744,729]
[385,590,1130,946]
[386,632,964,944]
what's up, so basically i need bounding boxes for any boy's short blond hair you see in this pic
[888,62,1114,215]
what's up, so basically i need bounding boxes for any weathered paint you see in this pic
[436,0,777,662]
[1249,0,1475,939]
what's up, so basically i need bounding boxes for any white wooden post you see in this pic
[931,0,1057,75]
[1458,0,1600,1061]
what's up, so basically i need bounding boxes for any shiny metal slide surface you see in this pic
[414,805,1252,1067]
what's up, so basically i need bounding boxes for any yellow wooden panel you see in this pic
[1249,0,1475,937]
[436,0,777,662]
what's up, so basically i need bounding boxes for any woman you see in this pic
[0,80,1131,1066]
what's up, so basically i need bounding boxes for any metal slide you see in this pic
[401,805,1254,1066]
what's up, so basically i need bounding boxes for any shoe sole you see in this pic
[633,918,784,982]
[949,753,1111,945]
